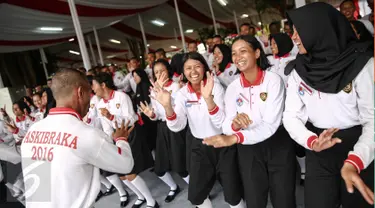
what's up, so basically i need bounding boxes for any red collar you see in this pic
[49,107,82,121]
[173,72,180,77]
[103,90,115,103]
[187,79,207,99]
[274,53,290,59]
[40,107,45,113]
[164,80,173,88]
[240,68,265,88]
[16,115,26,122]
[90,93,94,98]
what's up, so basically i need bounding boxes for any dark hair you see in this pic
[47,78,52,81]
[86,75,94,86]
[130,57,139,62]
[32,92,42,98]
[148,52,155,55]
[182,52,210,82]
[152,59,174,80]
[14,100,31,115]
[22,96,36,109]
[240,23,251,29]
[270,21,281,29]
[350,20,373,42]
[284,21,290,26]
[132,68,152,109]
[212,44,232,73]
[232,35,271,71]
[155,48,166,57]
[188,41,197,46]
[170,53,185,76]
[42,88,56,118]
[340,0,355,8]
[212,35,222,40]
[93,72,117,90]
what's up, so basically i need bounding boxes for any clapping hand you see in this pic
[201,72,215,100]
[150,80,172,108]
[139,101,154,118]
[312,128,341,152]
[112,120,135,140]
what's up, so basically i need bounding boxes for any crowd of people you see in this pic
[0,1,373,208]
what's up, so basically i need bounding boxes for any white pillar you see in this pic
[208,0,218,35]
[87,36,97,66]
[295,0,306,8]
[233,11,239,34]
[39,48,49,79]
[93,26,104,65]
[67,0,91,70]
[0,74,4,88]
[138,14,149,54]
[173,0,187,52]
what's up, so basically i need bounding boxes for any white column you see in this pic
[138,14,149,54]
[87,36,97,66]
[39,48,49,79]
[93,26,104,65]
[173,0,187,52]
[67,0,91,70]
[233,11,239,34]
[0,74,4,88]
[295,0,306,8]
[208,0,218,34]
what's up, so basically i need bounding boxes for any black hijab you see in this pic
[213,44,232,72]
[132,68,152,110]
[43,88,56,118]
[285,2,373,93]
[269,33,294,57]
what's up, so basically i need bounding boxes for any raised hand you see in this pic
[156,72,169,88]
[201,72,215,100]
[203,134,237,148]
[5,121,17,134]
[312,128,341,152]
[139,101,154,118]
[0,105,7,117]
[150,81,172,108]
[341,162,374,205]
[232,113,252,130]
[113,120,135,140]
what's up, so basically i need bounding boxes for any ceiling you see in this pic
[0,0,368,68]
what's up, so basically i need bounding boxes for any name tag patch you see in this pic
[299,82,313,96]
[185,100,199,107]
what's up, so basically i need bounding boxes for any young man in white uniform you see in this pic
[20,69,134,208]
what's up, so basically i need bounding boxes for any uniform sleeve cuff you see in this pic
[216,71,222,76]
[150,113,157,120]
[109,115,114,121]
[208,106,219,115]
[87,118,92,124]
[13,128,19,134]
[231,123,240,132]
[166,112,177,121]
[345,154,364,173]
[307,135,318,149]
[234,132,244,144]
[30,116,35,122]
[114,137,128,143]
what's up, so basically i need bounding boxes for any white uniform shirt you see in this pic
[33,108,45,122]
[283,58,374,172]
[207,53,214,69]
[85,95,102,130]
[0,120,14,145]
[144,65,154,81]
[97,91,138,137]
[215,63,239,87]
[166,81,226,139]
[223,70,285,144]
[150,80,181,121]
[21,107,134,208]
[267,54,296,87]
[255,36,272,55]
[121,73,137,93]
[12,115,35,142]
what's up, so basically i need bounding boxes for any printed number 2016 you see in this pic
[31,147,54,162]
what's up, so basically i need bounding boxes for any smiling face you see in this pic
[183,59,205,85]
[33,94,43,109]
[340,1,355,21]
[153,62,169,81]
[13,104,23,117]
[133,73,141,84]
[92,80,105,98]
[270,38,279,55]
[291,26,307,55]
[213,47,224,64]
[231,39,260,72]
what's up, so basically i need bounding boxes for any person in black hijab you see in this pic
[132,68,157,153]
[170,53,185,83]
[283,2,374,208]
[269,33,294,58]
[41,88,56,118]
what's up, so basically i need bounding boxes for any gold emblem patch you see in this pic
[116,103,120,109]
[90,104,95,109]
[343,82,352,93]
[260,92,267,101]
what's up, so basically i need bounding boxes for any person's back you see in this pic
[20,69,134,208]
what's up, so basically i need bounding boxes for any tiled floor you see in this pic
[95,170,305,208]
